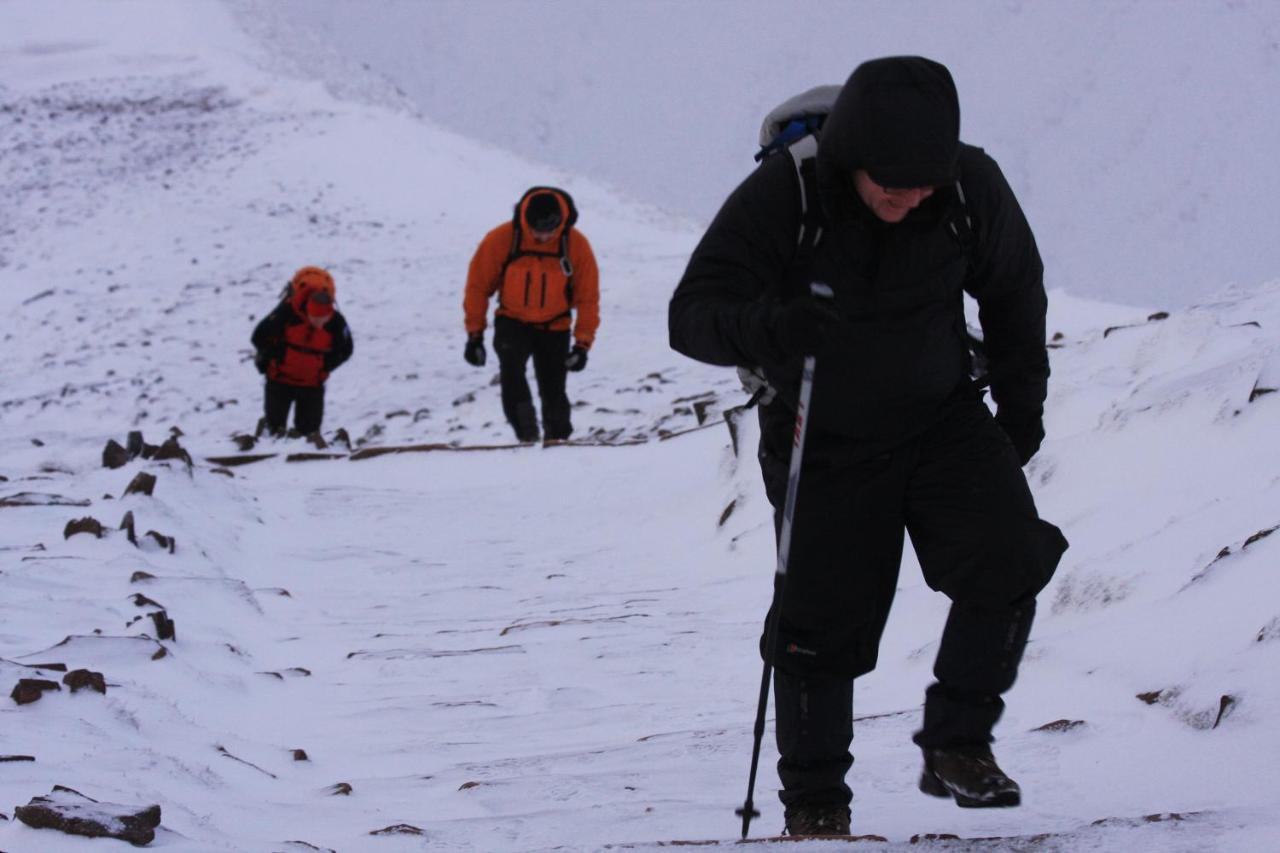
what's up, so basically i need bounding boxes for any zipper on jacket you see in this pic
[524,270,531,306]
[540,271,547,308]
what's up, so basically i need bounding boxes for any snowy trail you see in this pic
[3,3,1280,851]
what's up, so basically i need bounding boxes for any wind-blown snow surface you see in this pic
[1,3,1279,851]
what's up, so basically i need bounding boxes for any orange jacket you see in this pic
[463,188,600,348]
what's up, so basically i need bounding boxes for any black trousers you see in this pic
[492,314,572,441]
[264,380,325,435]
[757,384,1068,810]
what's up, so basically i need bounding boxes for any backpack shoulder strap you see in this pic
[784,135,824,291]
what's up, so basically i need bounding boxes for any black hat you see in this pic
[524,192,563,232]
[819,56,960,188]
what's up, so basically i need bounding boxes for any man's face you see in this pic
[853,170,936,223]
[530,227,557,244]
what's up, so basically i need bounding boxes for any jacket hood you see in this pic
[513,186,578,240]
[818,56,960,189]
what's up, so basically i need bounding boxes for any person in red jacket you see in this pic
[463,187,600,442]
[252,266,354,438]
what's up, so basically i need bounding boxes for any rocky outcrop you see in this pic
[14,785,161,846]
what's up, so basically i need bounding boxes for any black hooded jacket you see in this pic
[669,57,1049,450]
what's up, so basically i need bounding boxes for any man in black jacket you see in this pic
[669,57,1068,836]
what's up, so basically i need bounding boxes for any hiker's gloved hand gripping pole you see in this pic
[736,281,835,839]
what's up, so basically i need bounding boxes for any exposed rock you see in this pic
[1,755,35,762]
[144,530,176,553]
[292,749,309,762]
[327,782,353,796]
[11,679,61,705]
[1257,617,1280,643]
[62,670,106,694]
[332,428,352,449]
[102,439,130,469]
[717,499,737,527]
[204,453,276,467]
[123,471,157,497]
[216,745,277,778]
[14,785,161,846]
[210,467,235,477]
[130,593,163,608]
[153,436,193,469]
[126,430,145,459]
[458,780,481,790]
[1,492,91,507]
[130,571,156,583]
[370,824,425,836]
[231,434,256,451]
[120,510,138,545]
[63,517,104,539]
[1031,719,1087,733]
[1212,694,1238,729]
[148,611,176,641]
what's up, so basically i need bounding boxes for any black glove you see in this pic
[996,409,1045,465]
[253,349,270,375]
[565,345,588,372]
[772,297,845,359]
[464,335,486,367]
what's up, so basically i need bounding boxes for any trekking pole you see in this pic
[736,282,833,839]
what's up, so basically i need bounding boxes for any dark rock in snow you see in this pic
[1031,718,1087,733]
[130,570,156,583]
[1,755,36,762]
[327,782,353,796]
[123,471,156,497]
[62,669,107,694]
[130,592,164,608]
[63,517,104,539]
[152,436,193,469]
[14,785,161,846]
[1,492,90,507]
[120,510,138,545]
[102,439,130,469]
[292,749,309,761]
[231,434,256,451]
[126,430,145,459]
[148,611,176,641]
[371,823,425,836]
[11,678,61,705]
[144,530,176,553]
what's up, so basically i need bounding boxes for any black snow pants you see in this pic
[757,383,1068,811]
[264,380,325,436]
[492,314,572,441]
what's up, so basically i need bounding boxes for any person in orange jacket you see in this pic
[252,266,354,438]
[463,186,600,442]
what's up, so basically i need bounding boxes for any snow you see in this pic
[1,2,1278,851]
[229,0,1280,310]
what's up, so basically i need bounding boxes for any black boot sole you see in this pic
[919,767,1021,808]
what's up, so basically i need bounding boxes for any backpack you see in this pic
[740,88,987,401]
[498,186,579,327]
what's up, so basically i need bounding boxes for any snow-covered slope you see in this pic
[233,0,1280,310]
[2,3,1278,851]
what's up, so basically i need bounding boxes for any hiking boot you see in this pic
[513,402,540,443]
[784,804,850,836]
[919,743,1021,808]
